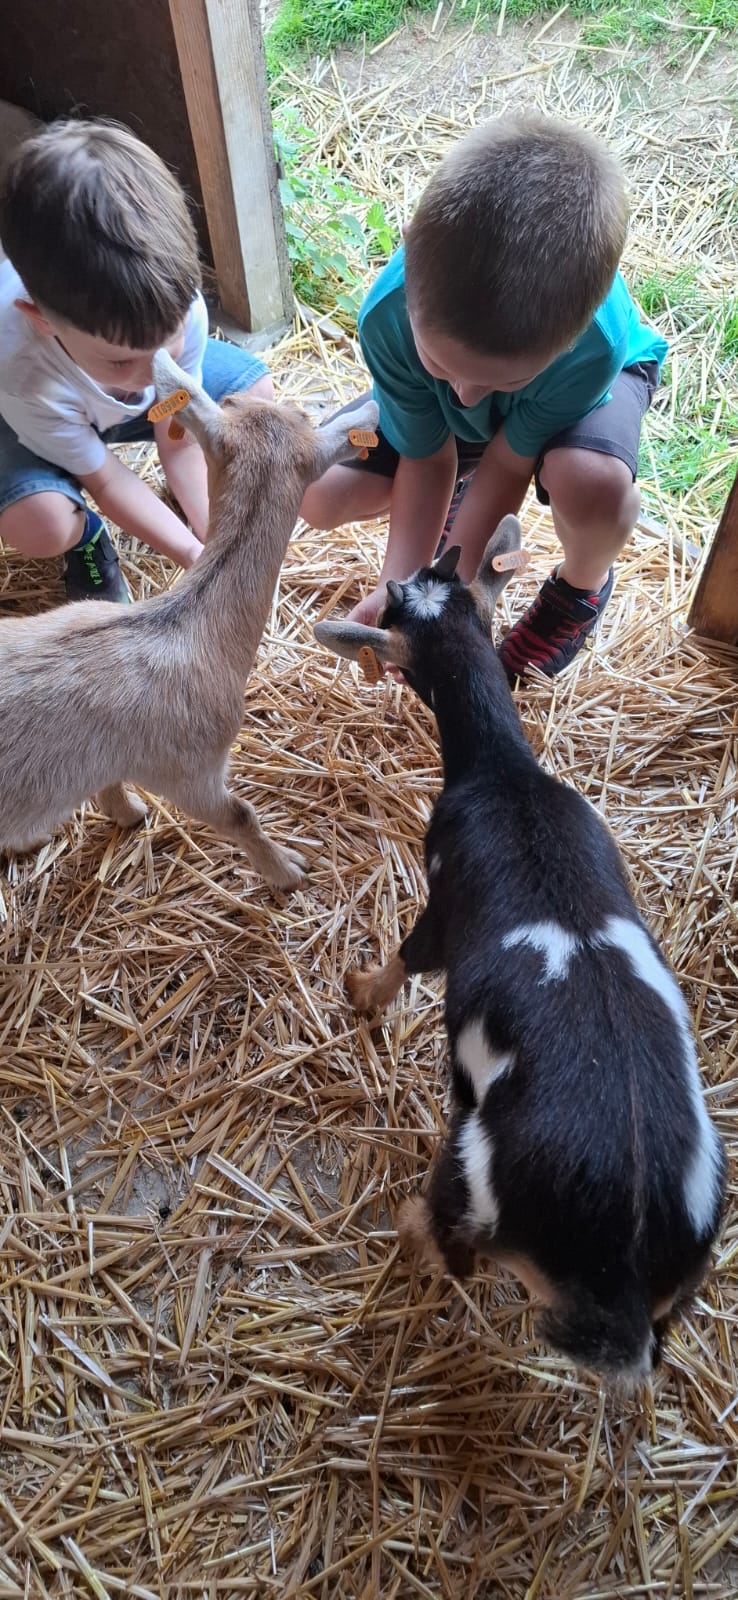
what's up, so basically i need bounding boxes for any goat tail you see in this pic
[540,1291,657,1392]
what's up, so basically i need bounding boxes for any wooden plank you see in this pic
[687,467,738,644]
[168,0,293,335]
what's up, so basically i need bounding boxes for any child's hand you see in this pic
[347,584,406,682]
[347,585,387,628]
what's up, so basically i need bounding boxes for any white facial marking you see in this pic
[456,1018,515,1103]
[502,921,581,982]
[458,1115,499,1232]
[429,853,442,876]
[404,575,450,620]
[592,916,723,1238]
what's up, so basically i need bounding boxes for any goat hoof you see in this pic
[345,966,383,1014]
[98,784,147,828]
[265,845,307,892]
[120,790,148,826]
[396,1197,444,1269]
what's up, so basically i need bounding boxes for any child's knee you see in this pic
[0,492,85,558]
[543,447,637,526]
[247,373,274,402]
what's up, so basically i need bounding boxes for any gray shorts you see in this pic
[339,361,660,500]
[0,336,268,517]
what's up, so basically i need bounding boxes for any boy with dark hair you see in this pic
[0,118,271,605]
[302,114,667,678]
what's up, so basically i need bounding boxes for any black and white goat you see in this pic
[314,517,725,1386]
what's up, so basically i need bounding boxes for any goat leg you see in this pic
[172,775,307,890]
[97,784,147,828]
[346,949,408,1014]
[346,900,443,1014]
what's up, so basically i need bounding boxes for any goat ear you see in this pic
[475,515,523,607]
[314,618,411,669]
[152,348,224,453]
[433,543,461,580]
[312,398,380,478]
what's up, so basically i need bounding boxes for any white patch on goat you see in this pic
[428,853,442,877]
[456,1018,515,1104]
[404,576,449,620]
[502,921,581,982]
[458,1115,499,1232]
[592,915,723,1238]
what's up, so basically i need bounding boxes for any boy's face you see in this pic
[16,300,186,392]
[411,321,555,408]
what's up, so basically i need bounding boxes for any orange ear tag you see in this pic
[492,548,532,574]
[358,645,383,684]
[349,427,379,462]
[147,388,190,424]
[168,419,186,441]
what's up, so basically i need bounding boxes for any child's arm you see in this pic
[350,437,457,625]
[448,430,536,581]
[154,422,209,541]
[79,449,202,567]
[153,373,275,541]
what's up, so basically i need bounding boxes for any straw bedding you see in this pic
[1,23,738,1600]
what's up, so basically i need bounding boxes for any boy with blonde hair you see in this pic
[0,119,271,604]
[303,115,666,678]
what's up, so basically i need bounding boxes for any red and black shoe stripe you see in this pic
[498,566,614,680]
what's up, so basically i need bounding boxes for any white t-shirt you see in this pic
[0,260,209,477]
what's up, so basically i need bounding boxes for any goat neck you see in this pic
[173,405,311,677]
[413,615,533,784]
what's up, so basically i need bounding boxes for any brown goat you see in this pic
[0,349,378,887]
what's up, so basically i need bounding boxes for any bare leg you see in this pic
[174,777,306,890]
[301,463,392,531]
[0,491,84,559]
[97,784,147,827]
[539,447,639,593]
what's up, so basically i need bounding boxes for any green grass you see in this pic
[641,410,738,517]
[266,0,737,68]
[274,109,397,323]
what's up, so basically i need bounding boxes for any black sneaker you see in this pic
[64,520,132,604]
[498,566,614,680]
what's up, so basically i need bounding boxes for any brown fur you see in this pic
[0,351,378,888]
[345,953,408,1013]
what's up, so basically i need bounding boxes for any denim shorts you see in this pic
[0,337,269,516]
[338,361,660,501]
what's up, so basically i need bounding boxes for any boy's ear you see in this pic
[14,299,55,337]
[314,618,411,670]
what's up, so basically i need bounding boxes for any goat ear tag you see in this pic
[148,388,190,424]
[491,548,532,574]
[358,645,383,684]
[349,427,379,461]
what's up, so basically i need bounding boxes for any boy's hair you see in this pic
[404,115,628,358]
[0,118,202,348]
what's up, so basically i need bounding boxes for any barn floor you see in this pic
[1,319,737,1597]
[2,28,738,1596]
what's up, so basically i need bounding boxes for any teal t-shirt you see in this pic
[357,248,668,461]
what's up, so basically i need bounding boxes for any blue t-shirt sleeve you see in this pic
[358,299,451,460]
[504,331,627,459]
